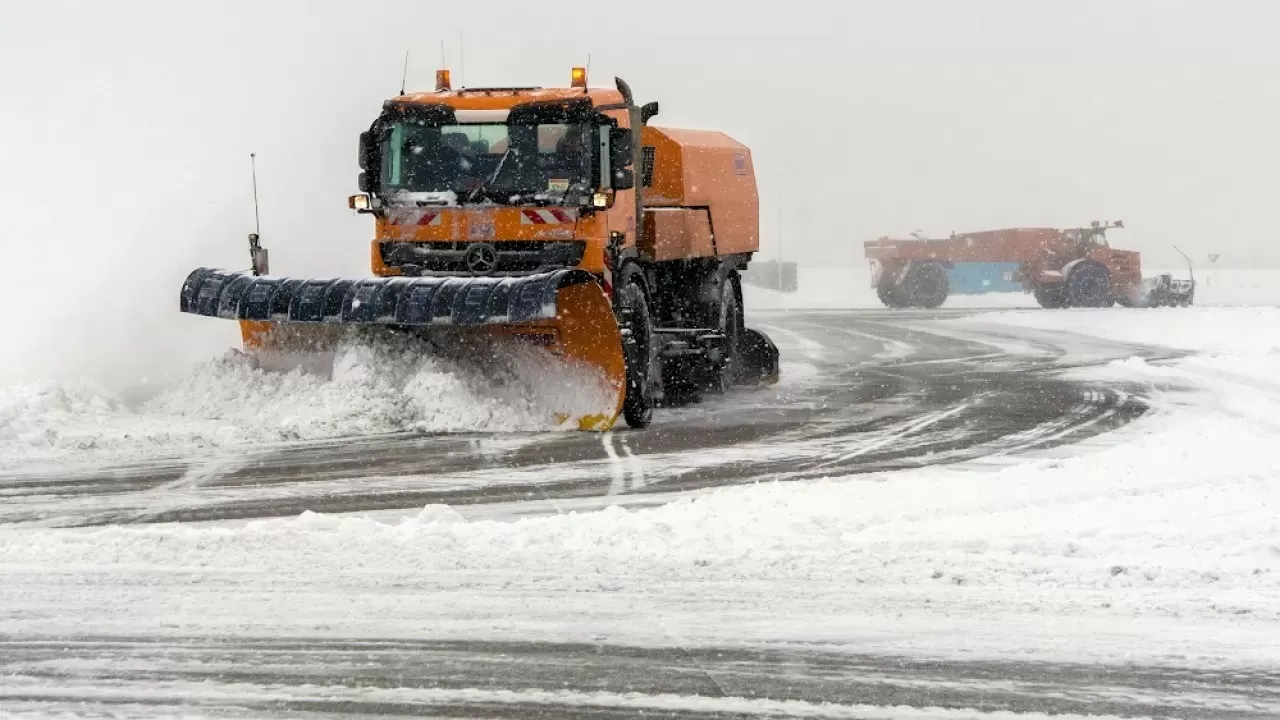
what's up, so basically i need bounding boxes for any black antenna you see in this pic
[248,152,268,276]
[250,152,261,237]
[459,32,465,87]
[400,50,409,95]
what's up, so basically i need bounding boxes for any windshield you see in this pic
[379,121,592,204]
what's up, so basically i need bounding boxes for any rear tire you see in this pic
[618,276,654,429]
[877,280,906,308]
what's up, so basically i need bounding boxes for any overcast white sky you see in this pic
[2,0,1278,386]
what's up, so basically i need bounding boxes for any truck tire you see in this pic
[702,274,742,394]
[901,262,949,309]
[1034,284,1068,309]
[876,280,906,308]
[618,273,654,429]
[1065,262,1111,308]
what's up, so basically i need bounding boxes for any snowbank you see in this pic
[0,331,614,469]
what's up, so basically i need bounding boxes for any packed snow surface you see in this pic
[5,306,1280,667]
[6,284,1280,670]
[0,329,615,469]
[956,306,1280,356]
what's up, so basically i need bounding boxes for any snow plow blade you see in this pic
[1135,273,1196,308]
[1118,274,1196,308]
[179,267,626,431]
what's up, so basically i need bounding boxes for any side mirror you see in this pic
[612,167,634,190]
[358,131,376,170]
[357,171,373,192]
[609,127,633,169]
[641,101,659,124]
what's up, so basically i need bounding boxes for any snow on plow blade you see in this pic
[179,267,626,431]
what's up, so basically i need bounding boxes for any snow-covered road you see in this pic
[2,307,1279,717]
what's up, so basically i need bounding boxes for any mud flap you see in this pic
[733,327,780,386]
[180,268,626,431]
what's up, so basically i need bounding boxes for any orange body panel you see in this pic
[641,126,759,258]
[865,228,1065,263]
[642,208,715,261]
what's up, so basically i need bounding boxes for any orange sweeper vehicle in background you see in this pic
[179,68,779,431]
[863,221,1196,309]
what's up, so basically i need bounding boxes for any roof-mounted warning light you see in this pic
[571,67,587,88]
[436,69,452,92]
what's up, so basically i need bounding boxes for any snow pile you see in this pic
[0,331,615,468]
[0,380,127,454]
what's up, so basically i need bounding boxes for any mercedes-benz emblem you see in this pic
[464,242,498,275]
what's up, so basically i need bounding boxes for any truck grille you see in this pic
[380,240,586,276]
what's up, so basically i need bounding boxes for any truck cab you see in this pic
[349,69,647,295]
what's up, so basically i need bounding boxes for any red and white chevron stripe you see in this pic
[415,211,442,226]
[520,208,575,225]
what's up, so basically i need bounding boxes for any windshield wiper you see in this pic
[466,146,515,204]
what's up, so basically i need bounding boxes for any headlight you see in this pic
[348,193,371,211]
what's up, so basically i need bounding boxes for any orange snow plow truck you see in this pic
[179,69,779,431]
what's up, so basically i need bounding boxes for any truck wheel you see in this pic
[703,275,742,394]
[1066,262,1111,308]
[618,275,653,429]
[1034,284,1068,308]
[876,280,906,308]
[901,263,949,309]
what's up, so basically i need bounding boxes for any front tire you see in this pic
[618,276,654,429]
[900,262,949,309]
[877,280,906,308]
[1066,262,1111,308]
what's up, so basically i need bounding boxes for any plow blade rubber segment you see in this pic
[179,267,626,431]
[733,328,781,386]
